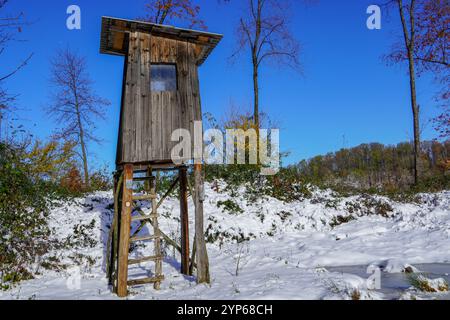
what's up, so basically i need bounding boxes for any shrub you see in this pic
[358,195,393,217]
[60,167,84,194]
[329,215,355,228]
[408,274,449,293]
[217,199,244,215]
[0,142,59,288]
[64,219,98,249]
[88,167,113,192]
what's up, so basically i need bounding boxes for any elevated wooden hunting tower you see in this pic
[100,17,222,297]
[100,17,222,166]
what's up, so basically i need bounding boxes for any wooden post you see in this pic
[189,235,196,276]
[106,174,117,284]
[117,164,133,297]
[194,164,210,283]
[150,167,163,290]
[179,166,190,275]
[107,173,123,287]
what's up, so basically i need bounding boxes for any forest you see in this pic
[295,140,450,191]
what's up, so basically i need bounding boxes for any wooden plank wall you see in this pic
[117,32,202,165]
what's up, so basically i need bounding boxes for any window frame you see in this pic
[150,63,178,92]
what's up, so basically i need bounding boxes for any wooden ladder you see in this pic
[107,164,164,297]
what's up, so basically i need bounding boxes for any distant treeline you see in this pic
[293,140,450,190]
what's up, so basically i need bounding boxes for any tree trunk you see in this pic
[75,103,89,187]
[179,166,190,275]
[253,0,263,164]
[253,0,262,130]
[252,61,259,130]
[194,164,210,284]
[408,52,420,185]
[398,0,420,185]
[252,60,261,165]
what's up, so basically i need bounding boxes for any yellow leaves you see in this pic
[221,108,270,166]
[24,139,77,181]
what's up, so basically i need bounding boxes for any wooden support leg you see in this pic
[106,174,117,283]
[150,167,163,290]
[194,164,210,284]
[189,235,196,276]
[117,164,133,298]
[107,173,122,286]
[111,174,123,291]
[179,166,190,275]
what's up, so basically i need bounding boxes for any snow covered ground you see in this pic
[1,182,449,300]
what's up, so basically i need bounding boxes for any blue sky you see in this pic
[1,0,443,170]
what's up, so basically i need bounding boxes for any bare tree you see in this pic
[140,0,205,28]
[411,0,449,71]
[48,49,110,187]
[0,0,33,137]
[434,106,449,139]
[384,0,449,184]
[231,0,301,142]
[399,0,420,185]
[414,1,449,140]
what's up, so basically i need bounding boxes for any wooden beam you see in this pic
[128,255,163,265]
[127,276,164,286]
[112,30,125,51]
[179,167,190,275]
[107,173,123,287]
[130,235,158,242]
[106,174,117,283]
[150,167,163,290]
[132,194,157,201]
[117,164,133,297]
[189,235,196,276]
[194,164,210,283]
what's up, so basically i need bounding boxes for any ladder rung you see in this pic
[128,255,163,265]
[131,214,157,222]
[132,194,157,201]
[130,235,158,242]
[133,176,155,182]
[127,276,164,286]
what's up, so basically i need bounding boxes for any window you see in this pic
[151,64,177,92]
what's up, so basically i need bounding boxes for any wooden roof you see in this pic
[100,16,223,65]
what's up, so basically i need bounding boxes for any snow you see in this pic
[412,275,449,292]
[1,183,449,300]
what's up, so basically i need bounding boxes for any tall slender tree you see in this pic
[384,0,449,184]
[398,0,421,185]
[233,0,301,129]
[48,49,110,187]
[231,0,301,162]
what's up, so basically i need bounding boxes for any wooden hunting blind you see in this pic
[100,17,222,297]
[100,16,223,166]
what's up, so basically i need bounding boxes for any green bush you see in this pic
[217,199,244,215]
[88,167,113,192]
[206,164,312,203]
[0,142,63,289]
[329,215,355,228]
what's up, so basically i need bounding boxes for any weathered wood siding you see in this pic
[116,32,202,165]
